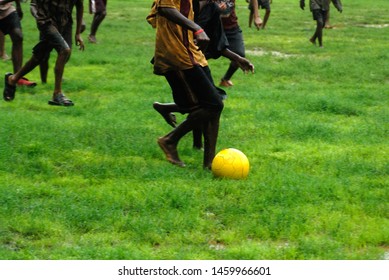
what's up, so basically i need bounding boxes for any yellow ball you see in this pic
[211,148,250,179]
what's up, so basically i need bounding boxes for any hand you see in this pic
[16,7,23,20]
[300,0,305,10]
[237,57,254,74]
[75,34,84,51]
[254,17,263,30]
[194,30,210,51]
[217,2,227,11]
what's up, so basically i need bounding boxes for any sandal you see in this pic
[3,73,16,101]
[48,93,74,106]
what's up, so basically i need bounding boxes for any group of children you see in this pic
[1,0,344,169]
[148,0,344,169]
[0,0,107,106]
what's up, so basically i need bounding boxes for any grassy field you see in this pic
[0,0,388,260]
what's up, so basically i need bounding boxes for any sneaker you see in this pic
[219,79,233,87]
[17,77,37,87]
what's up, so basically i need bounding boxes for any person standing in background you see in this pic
[300,0,343,47]
[3,0,85,105]
[248,0,271,30]
[219,0,247,87]
[88,0,107,43]
[0,0,36,90]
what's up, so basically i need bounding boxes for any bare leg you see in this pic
[53,48,71,97]
[248,10,253,28]
[9,27,23,73]
[202,112,221,169]
[157,108,210,167]
[39,55,49,83]
[192,127,203,150]
[89,12,106,43]
[8,55,40,86]
[153,102,204,149]
[316,19,324,47]
[153,102,179,127]
[324,10,332,29]
[0,31,9,60]
[310,19,324,47]
[261,10,271,29]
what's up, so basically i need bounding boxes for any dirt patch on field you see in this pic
[246,48,295,58]
[358,24,389,28]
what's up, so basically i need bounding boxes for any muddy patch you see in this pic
[358,24,389,28]
[246,48,295,58]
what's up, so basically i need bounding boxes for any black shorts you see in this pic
[164,66,224,113]
[0,11,21,35]
[248,0,271,11]
[312,9,327,23]
[258,0,271,10]
[224,26,245,58]
[32,23,72,61]
[89,0,107,14]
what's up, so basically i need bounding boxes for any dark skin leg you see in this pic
[325,9,332,28]
[8,55,40,86]
[310,19,324,47]
[153,102,203,149]
[0,31,8,60]
[53,48,71,97]
[261,9,271,29]
[88,11,106,43]
[222,60,239,82]
[8,47,71,100]
[8,27,23,73]
[39,56,49,84]
[248,10,253,28]
[192,127,203,150]
[157,108,211,167]
[153,102,179,127]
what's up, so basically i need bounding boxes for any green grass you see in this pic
[0,0,388,260]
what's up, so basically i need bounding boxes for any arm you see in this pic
[0,0,15,4]
[75,0,84,51]
[300,0,305,10]
[30,0,37,18]
[250,0,262,29]
[331,0,342,12]
[221,48,254,73]
[15,0,23,20]
[159,7,203,33]
[158,7,209,49]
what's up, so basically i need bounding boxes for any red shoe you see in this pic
[17,77,37,87]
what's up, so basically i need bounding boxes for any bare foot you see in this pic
[153,102,177,127]
[1,53,10,61]
[88,35,97,44]
[157,137,185,167]
[219,79,233,87]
